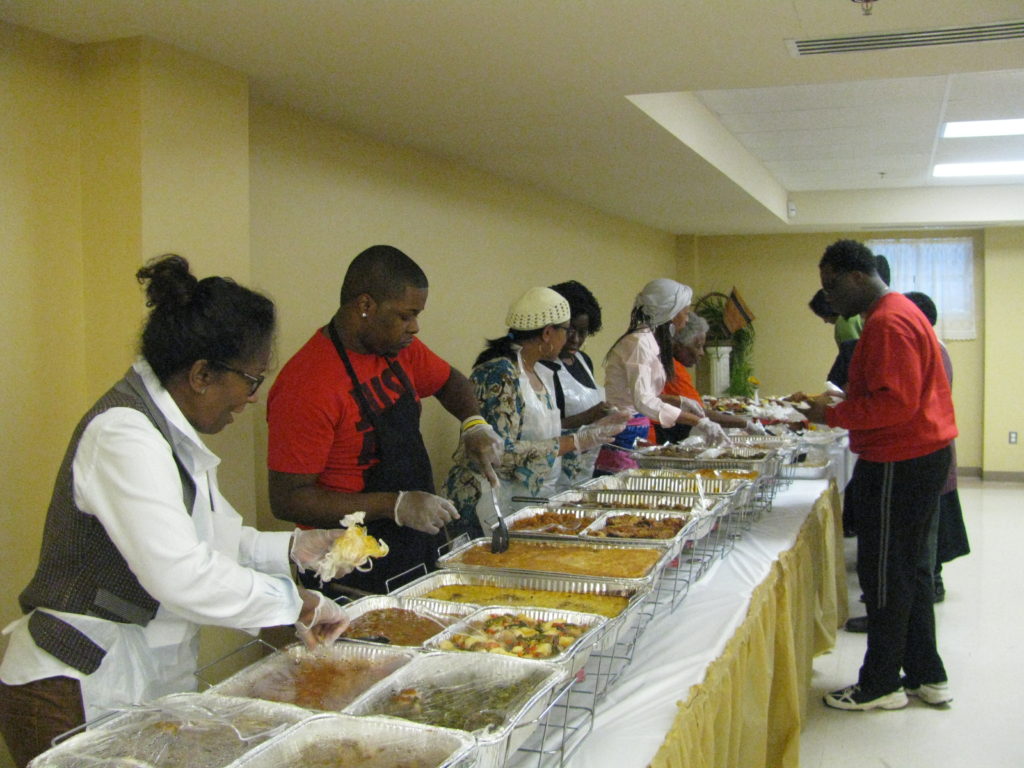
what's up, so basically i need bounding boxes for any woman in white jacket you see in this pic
[0,255,351,767]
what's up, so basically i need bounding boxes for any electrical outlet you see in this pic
[1011,431,1019,445]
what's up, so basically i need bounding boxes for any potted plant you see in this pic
[692,291,756,398]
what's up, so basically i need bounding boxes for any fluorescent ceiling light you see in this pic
[943,119,1024,138]
[933,161,1024,177]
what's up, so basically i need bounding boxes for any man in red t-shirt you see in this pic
[267,245,502,594]
[804,239,956,712]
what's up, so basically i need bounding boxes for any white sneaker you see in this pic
[904,680,953,706]
[824,684,909,711]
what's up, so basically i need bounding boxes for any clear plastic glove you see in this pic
[461,422,503,487]
[678,396,705,418]
[573,410,631,452]
[289,528,346,572]
[744,420,767,436]
[394,490,459,534]
[294,588,349,649]
[693,417,731,447]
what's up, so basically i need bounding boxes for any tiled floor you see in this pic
[800,477,1024,767]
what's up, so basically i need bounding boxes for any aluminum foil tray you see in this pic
[230,713,476,768]
[576,471,750,497]
[30,693,308,768]
[547,487,722,515]
[338,595,477,647]
[436,536,673,588]
[633,445,780,478]
[424,604,608,677]
[207,642,416,712]
[504,506,600,538]
[344,652,566,768]
[580,509,702,558]
[388,570,651,660]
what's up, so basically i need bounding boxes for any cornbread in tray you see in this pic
[445,538,663,579]
[419,582,630,618]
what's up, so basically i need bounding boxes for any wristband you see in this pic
[461,415,488,433]
[393,490,406,526]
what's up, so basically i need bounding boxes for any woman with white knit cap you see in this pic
[444,287,628,539]
[597,278,729,473]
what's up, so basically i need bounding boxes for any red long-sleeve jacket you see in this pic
[825,292,957,463]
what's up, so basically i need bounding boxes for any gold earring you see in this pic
[361,312,368,318]
[200,387,208,394]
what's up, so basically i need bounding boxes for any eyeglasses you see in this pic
[214,363,266,396]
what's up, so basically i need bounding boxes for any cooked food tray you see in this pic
[207,641,416,712]
[633,445,780,478]
[580,509,703,557]
[577,471,750,498]
[389,570,651,658]
[424,604,607,676]
[339,595,477,647]
[548,488,728,516]
[344,652,566,768]
[30,692,308,768]
[230,712,476,768]
[436,536,673,587]
[505,506,599,537]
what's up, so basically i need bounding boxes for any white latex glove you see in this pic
[289,528,346,572]
[573,410,631,452]
[461,421,503,487]
[294,588,350,649]
[677,396,705,418]
[693,417,731,447]
[744,420,767,436]
[394,490,459,534]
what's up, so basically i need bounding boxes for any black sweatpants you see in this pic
[848,445,951,695]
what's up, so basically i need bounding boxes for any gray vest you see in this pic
[19,369,196,674]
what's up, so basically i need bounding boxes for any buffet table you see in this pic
[563,478,847,768]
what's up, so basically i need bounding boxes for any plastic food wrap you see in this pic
[230,714,475,768]
[29,693,306,768]
[210,643,414,712]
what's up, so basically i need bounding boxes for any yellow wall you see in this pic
[685,231,987,472]
[983,228,1024,477]
[247,100,678,514]
[1,20,88,663]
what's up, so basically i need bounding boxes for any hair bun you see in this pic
[136,254,198,309]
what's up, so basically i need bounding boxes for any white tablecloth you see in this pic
[565,478,832,768]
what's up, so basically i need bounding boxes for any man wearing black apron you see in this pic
[267,245,503,595]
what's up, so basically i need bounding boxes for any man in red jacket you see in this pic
[804,239,957,712]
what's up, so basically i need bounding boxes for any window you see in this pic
[865,237,976,341]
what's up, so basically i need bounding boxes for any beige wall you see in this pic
[983,228,1024,477]
[685,230,987,472]
[247,100,679,513]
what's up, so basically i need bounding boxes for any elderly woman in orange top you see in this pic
[653,313,756,444]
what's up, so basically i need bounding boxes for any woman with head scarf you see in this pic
[444,287,627,539]
[597,278,728,473]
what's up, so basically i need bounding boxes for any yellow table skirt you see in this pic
[650,480,847,768]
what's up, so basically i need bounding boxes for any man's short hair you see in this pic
[904,291,937,326]
[340,245,428,304]
[819,239,878,275]
[808,289,837,320]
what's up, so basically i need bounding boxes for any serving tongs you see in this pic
[489,484,510,553]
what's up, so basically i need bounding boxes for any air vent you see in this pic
[788,20,1024,56]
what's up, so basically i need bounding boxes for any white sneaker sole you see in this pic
[906,686,953,706]
[824,689,909,711]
